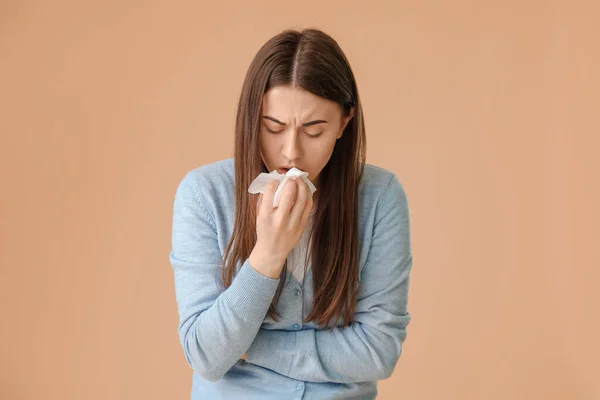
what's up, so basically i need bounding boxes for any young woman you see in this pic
[170,28,413,399]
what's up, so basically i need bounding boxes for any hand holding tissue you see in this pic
[248,167,317,208]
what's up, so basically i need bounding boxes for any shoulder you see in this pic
[359,163,409,212]
[175,157,235,200]
[178,157,235,188]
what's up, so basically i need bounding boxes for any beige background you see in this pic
[1,1,599,399]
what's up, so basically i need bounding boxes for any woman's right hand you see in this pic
[249,177,314,279]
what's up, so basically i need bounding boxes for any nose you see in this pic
[281,130,303,162]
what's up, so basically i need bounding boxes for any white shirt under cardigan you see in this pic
[286,208,316,286]
[169,157,413,400]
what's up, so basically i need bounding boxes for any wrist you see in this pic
[249,244,286,279]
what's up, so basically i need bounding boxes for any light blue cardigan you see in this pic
[169,158,413,399]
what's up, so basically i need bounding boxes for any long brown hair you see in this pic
[222,28,366,329]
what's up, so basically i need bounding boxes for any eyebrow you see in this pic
[262,115,328,127]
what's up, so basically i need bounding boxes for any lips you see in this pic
[277,167,292,174]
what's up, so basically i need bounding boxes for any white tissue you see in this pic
[248,167,317,208]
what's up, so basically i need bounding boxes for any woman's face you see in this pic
[259,85,354,187]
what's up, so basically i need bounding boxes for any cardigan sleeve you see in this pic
[170,171,280,381]
[246,174,413,383]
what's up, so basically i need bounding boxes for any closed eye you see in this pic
[305,131,322,138]
[266,127,284,134]
[266,127,321,137]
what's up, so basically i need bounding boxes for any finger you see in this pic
[298,185,314,227]
[276,177,298,215]
[260,180,279,214]
[256,193,263,210]
[289,178,309,224]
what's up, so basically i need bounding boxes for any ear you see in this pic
[337,107,355,139]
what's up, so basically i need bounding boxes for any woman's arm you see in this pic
[246,174,413,383]
[170,172,280,382]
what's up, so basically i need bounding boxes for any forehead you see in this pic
[261,86,340,118]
